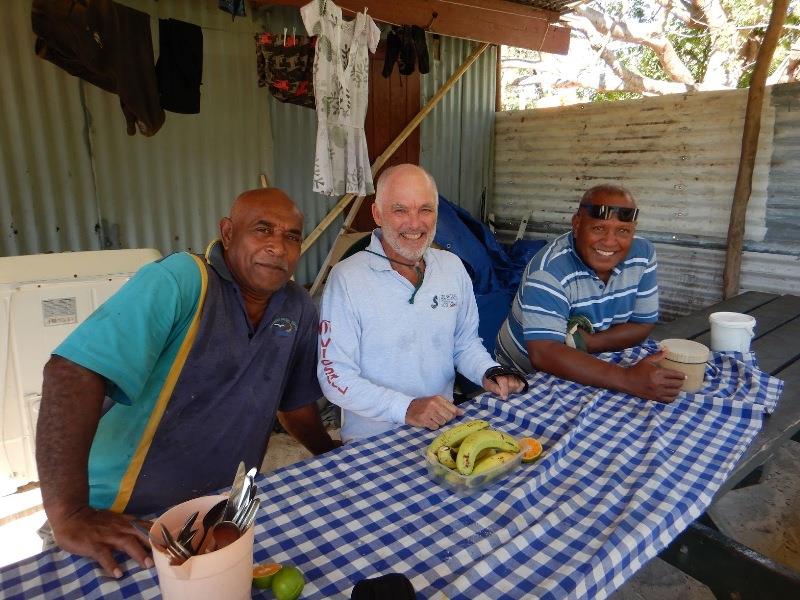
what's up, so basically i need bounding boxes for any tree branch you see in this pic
[566,5,696,84]
[596,43,697,94]
[692,0,741,87]
[655,0,707,29]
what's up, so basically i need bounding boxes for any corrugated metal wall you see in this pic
[259,6,344,284]
[1,0,274,268]
[493,84,800,320]
[260,7,498,278]
[1,1,99,255]
[420,38,497,218]
[1,1,498,284]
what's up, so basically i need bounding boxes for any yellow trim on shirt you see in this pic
[110,254,208,513]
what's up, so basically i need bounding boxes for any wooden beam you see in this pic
[254,0,570,54]
[305,42,491,295]
[722,0,789,299]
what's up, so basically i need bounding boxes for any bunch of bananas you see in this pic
[426,420,521,476]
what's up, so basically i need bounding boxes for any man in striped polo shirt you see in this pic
[495,184,685,403]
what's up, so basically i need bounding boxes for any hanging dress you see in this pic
[301,0,380,196]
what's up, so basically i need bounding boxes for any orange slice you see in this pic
[519,437,543,463]
[253,563,282,589]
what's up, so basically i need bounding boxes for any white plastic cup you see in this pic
[709,312,756,352]
[150,494,254,600]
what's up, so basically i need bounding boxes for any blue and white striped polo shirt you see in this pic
[495,232,659,372]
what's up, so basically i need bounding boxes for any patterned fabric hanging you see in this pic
[255,32,316,110]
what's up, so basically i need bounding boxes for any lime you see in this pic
[271,565,305,600]
[252,563,282,589]
[519,437,543,462]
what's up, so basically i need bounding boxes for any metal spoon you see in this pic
[193,498,227,554]
[207,520,241,552]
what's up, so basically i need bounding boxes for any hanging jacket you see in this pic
[31,0,165,136]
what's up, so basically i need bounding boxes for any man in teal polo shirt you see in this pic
[35,188,339,578]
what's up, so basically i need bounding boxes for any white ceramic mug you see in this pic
[709,312,756,352]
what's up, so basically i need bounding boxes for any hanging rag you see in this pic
[382,25,430,77]
[397,26,415,76]
[381,26,400,78]
[156,19,203,114]
[411,25,430,74]
[255,32,316,109]
[31,0,165,136]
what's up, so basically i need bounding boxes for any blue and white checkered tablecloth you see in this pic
[0,343,784,600]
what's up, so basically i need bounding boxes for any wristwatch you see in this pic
[484,365,529,394]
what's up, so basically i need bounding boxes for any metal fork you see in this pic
[161,523,192,563]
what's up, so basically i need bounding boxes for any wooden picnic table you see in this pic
[653,292,800,599]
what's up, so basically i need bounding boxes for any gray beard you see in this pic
[383,226,436,262]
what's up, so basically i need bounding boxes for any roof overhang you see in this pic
[252,0,581,55]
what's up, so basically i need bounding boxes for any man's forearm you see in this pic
[584,322,654,353]
[277,403,339,455]
[36,356,106,521]
[527,341,633,394]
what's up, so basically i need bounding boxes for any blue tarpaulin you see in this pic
[433,196,546,354]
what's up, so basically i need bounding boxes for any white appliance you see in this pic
[0,249,161,494]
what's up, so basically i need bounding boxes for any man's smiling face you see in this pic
[571,191,637,282]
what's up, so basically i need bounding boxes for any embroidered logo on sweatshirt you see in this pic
[431,293,457,309]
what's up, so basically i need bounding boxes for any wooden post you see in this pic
[495,43,502,111]
[301,42,490,257]
[722,0,789,298]
[305,42,491,296]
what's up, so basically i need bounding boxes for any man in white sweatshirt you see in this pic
[317,164,526,442]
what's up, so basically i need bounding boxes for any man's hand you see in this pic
[481,374,525,400]
[625,350,686,403]
[405,396,464,429]
[50,506,153,578]
[278,403,342,455]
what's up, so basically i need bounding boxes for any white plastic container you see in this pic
[151,494,254,600]
[0,249,160,491]
[709,312,756,353]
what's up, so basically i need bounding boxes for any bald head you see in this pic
[579,184,636,210]
[230,188,303,226]
[220,187,304,303]
[375,164,438,211]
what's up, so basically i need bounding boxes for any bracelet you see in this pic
[484,366,529,394]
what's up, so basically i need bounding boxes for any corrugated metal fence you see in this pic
[493,84,800,320]
[1,1,497,286]
[1,0,275,266]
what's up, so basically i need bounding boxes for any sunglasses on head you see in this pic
[580,203,639,222]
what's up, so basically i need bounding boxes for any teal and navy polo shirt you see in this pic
[54,240,322,515]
